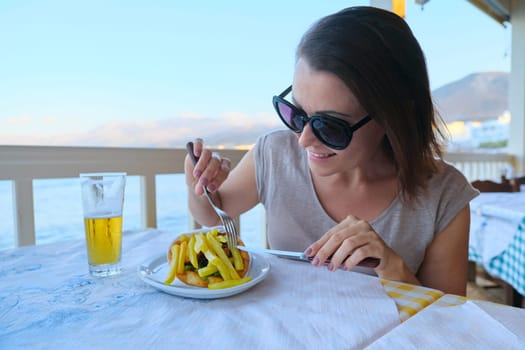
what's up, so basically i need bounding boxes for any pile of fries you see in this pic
[164,228,252,289]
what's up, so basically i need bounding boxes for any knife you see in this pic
[237,246,380,268]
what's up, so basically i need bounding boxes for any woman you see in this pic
[185,6,478,295]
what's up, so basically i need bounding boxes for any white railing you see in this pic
[0,145,246,247]
[0,145,518,248]
[443,152,517,182]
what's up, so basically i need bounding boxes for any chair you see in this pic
[471,177,514,193]
[510,176,525,192]
[469,177,523,307]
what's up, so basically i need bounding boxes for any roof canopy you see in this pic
[415,0,511,25]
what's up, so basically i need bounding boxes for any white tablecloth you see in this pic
[3,229,525,349]
[0,229,402,350]
[469,192,525,295]
[470,192,525,261]
[366,298,525,349]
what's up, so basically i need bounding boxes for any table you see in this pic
[1,229,524,349]
[366,293,525,348]
[469,192,525,305]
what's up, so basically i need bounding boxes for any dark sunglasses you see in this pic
[272,86,371,150]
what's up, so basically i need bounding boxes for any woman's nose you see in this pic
[297,122,317,147]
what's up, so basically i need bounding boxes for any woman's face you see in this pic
[291,57,386,176]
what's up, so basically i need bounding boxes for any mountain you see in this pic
[432,72,509,122]
[66,71,509,147]
[45,113,284,149]
[4,72,508,148]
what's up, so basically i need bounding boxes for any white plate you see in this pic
[137,253,271,299]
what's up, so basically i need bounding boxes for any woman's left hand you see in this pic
[305,215,404,278]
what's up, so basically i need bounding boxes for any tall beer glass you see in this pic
[80,172,126,277]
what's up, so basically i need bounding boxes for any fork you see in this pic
[186,142,239,250]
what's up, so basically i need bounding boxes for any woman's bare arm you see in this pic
[417,205,471,295]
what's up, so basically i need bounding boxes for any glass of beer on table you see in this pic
[80,172,126,277]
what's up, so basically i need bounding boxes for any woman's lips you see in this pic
[308,150,336,160]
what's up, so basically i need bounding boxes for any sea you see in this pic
[0,175,265,251]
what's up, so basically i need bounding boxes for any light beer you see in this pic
[84,215,123,266]
[81,172,126,276]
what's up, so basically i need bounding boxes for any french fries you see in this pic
[164,228,251,289]
[164,244,180,285]
[208,277,252,290]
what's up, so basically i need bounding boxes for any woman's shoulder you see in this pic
[432,161,472,184]
[257,129,296,145]
[254,129,307,173]
[255,129,300,154]
[427,160,479,200]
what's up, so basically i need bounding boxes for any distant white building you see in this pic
[446,112,510,151]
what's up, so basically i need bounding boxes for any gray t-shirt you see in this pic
[254,130,479,274]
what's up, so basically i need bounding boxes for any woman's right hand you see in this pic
[184,138,232,196]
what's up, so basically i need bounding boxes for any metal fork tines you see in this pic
[201,186,238,249]
[186,142,239,249]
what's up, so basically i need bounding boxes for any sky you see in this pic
[0,0,511,145]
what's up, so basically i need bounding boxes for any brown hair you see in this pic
[297,6,445,200]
